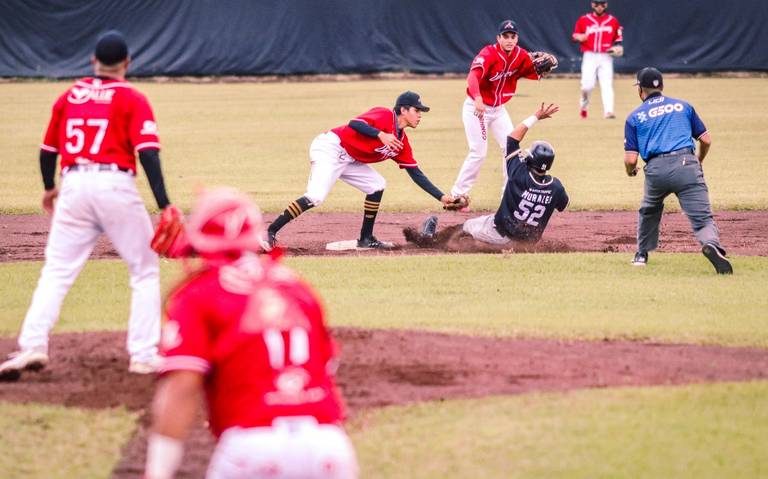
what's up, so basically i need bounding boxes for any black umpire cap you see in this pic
[395,91,430,112]
[498,19,518,35]
[634,67,664,89]
[94,30,129,65]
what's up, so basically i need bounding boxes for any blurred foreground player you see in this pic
[144,188,358,479]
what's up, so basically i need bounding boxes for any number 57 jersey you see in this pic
[494,138,569,243]
[159,255,346,438]
[41,77,161,173]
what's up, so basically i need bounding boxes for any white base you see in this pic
[325,240,359,251]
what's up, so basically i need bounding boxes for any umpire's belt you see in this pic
[646,148,694,162]
[63,163,135,176]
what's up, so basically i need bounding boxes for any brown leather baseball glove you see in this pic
[530,51,559,76]
[443,194,470,211]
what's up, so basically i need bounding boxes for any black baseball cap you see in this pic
[94,30,129,65]
[634,67,664,89]
[395,91,430,112]
[498,19,518,35]
[592,1,608,4]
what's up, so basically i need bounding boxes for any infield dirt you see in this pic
[1,210,766,477]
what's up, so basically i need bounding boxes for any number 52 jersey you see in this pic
[41,77,161,173]
[494,138,569,242]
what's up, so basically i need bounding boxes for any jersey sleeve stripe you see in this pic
[159,355,211,374]
[135,142,161,152]
[695,130,709,140]
[40,144,59,153]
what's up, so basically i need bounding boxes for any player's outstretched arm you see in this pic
[509,103,559,143]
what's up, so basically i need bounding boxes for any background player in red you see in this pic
[0,31,175,381]
[572,0,624,119]
[451,19,547,202]
[144,188,358,479]
[263,91,456,250]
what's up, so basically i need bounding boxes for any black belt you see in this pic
[63,163,135,175]
[647,148,694,162]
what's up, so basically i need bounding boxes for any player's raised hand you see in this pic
[535,102,559,120]
[42,188,59,214]
[378,132,403,151]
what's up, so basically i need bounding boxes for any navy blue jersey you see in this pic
[494,138,569,242]
[624,92,707,160]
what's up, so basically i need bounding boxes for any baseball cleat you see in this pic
[357,236,395,250]
[129,354,163,374]
[0,348,49,382]
[631,251,648,266]
[420,216,439,239]
[702,244,733,274]
[579,109,588,119]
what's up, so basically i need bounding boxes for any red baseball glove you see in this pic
[151,205,191,258]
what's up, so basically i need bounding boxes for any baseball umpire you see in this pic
[263,91,458,250]
[624,67,733,274]
[0,31,175,381]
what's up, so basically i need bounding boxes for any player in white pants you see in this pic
[0,31,174,382]
[572,1,624,119]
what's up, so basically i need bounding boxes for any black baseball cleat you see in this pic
[420,216,438,239]
[631,251,648,266]
[357,236,395,250]
[702,244,733,274]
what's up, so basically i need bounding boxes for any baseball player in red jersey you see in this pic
[451,19,545,200]
[263,91,456,250]
[144,188,357,479]
[572,0,624,119]
[0,31,174,381]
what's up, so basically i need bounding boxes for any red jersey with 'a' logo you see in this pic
[573,14,623,53]
[331,107,418,168]
[466,44,539,107]
[159,255,345,438]
[41,77,160,172]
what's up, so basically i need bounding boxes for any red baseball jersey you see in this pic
[573,13,623,53]
[41,77,160,172]
[331,107,417,168]
[466,44,539,107]
[159,255,345,438]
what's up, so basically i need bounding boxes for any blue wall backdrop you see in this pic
[1,0,766,77]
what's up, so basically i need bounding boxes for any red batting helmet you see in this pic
[186,187,264,256]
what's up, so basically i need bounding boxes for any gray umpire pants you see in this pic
[637,152,721,253]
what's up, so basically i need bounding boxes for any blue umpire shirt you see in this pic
[624,92,707,161]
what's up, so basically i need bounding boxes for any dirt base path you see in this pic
[1,210,766,262]
[1,330,767,478]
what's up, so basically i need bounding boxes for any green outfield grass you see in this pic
[349,381,768,479]
[2,254,767,346]
[1,77,767,213]
[0,402,137,479]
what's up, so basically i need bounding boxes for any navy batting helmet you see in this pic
[523,141,555,173]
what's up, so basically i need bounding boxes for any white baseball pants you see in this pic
[462,214,511,245]
[451,98,514,197]
[206,418,358,479]
[305,132,386,206]
[18,168,160,362]
[580,51,615,115]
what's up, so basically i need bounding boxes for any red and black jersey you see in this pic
[41,77,160,172]
[331,107,417,168]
